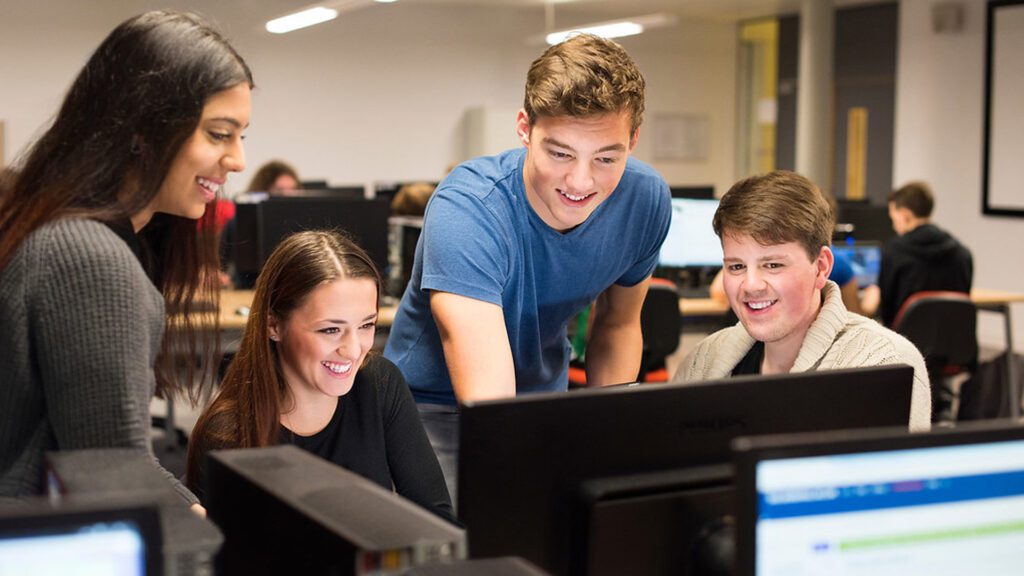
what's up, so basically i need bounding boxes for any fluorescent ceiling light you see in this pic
[537,13,678,45]
[546,22,642,44]
[266,6,338,34]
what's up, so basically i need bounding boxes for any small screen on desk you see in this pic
[832,242,881,287]
[736,424,1024,576]
[658,198,722,268]
[0,506,158,575]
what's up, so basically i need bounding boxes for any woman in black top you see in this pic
[187,230,455,523]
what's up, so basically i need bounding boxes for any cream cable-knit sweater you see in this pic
[672,281,931,431]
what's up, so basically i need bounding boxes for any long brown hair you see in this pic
[187,230,381,491]
[0,11,253,403]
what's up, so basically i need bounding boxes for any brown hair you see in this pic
[0,11,253,403]
[888,181,934,218]
[390,182,436,217]
[524,33,646,135]
[187,230,381,493]
[246,159,299,193]
[713,170,833,261]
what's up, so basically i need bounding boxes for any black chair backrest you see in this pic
[892,291,978,370]
[639,281,682,376]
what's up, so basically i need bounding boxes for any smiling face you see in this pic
[136,83,251,228]
[721,233,832,353]
[517,110,637,232]
[269,277,378,402]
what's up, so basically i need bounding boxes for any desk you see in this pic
[679,289,1024,418]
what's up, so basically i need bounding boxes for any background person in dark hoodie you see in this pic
[879,181,973,328]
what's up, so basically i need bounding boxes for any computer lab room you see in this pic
[3,0,1024,574]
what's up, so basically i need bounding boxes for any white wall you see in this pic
[894,0,1024,351]
[0,2,737,197]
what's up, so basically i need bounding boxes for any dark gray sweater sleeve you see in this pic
[30,220,198,504]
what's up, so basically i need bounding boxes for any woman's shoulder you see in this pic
[28,218,139,271]
[354,355,410,404]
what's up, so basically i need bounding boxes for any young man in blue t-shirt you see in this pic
[384,33,671,500]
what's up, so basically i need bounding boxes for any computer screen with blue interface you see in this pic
[0,520,147,575]
[741,427,1024,576]
[658,198,722,268]
[832,241,881,288]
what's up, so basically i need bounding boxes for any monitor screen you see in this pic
[229,197,390,288]
[458,365,914,576]
[734,421,1024,576]
[658,198,722,268]
[834,202,895,243]
[832,241,881,287]
[0,504,161,576]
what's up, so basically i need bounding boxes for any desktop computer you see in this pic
[0,500,163,576]
[459,365,914,576]
[734,420,1024,576]
[206,445,466,576]
[45,448,223,576]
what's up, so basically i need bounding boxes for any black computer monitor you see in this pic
[299,179,329,189]
[0,501,162,575]
[205,445,465,576]
[658,198,723,269]
[229,197,390,287]
[834,201,895,243]
[669,186,715,200]
[733,419,1024,576]
[458,365,914,576]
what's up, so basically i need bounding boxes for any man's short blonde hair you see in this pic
[524,33,646,135]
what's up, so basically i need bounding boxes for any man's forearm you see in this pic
[585,322,643,387]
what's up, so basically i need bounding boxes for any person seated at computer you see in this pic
[879,181,972,328]
[0,11,253,512]
[671,170,931,431]
[187,230,456,524]
[246,159,300,196]
[390,181,436,217]
[706,193,880,318]
[217,159,303,287]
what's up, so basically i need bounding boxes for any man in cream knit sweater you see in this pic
[671,171,931,431]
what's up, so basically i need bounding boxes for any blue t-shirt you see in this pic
[383,148,671,405]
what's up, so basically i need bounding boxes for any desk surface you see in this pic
[216,287,1024,331]
[677,287,1024,317]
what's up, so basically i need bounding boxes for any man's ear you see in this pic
[815,246,835,289]
[516,109,532,146]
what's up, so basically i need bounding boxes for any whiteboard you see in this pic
[984,1,1024,215]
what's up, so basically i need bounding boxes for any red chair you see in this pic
[892,290,977,422]
[568,278,682,386]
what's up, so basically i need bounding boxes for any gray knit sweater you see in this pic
[672,281,932,431]
[0,218,198,504]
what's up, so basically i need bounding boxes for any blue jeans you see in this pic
[416,403,460,510]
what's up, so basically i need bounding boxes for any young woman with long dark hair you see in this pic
[0,11,253,507]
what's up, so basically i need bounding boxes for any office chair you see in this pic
[891,290,978,423]
[567,278,683,385]
[638,278,683,382]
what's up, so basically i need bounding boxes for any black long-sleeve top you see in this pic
[280,355,455,524]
